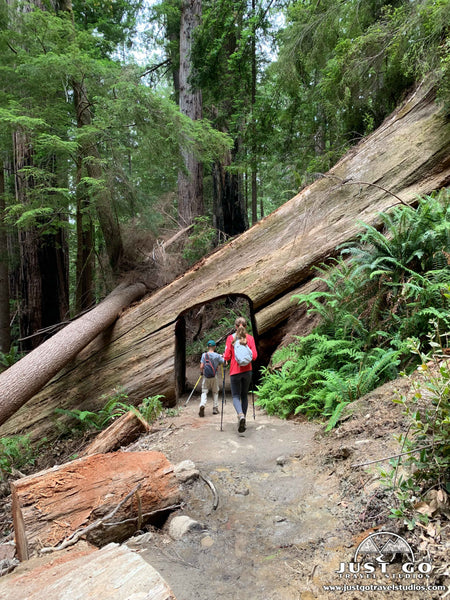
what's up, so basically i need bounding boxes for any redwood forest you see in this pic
[0,0,449,598]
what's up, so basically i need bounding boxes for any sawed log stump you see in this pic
[11,451,181,561]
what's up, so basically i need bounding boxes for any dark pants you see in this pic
[230,371,252,416]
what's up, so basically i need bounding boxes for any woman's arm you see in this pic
[248,335,258,360]
[223,335,233,361]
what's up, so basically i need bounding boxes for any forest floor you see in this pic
[0,367,449,599]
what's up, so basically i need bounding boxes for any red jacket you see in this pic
[223,333,257,376]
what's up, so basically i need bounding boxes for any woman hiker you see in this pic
[223,317,257,433]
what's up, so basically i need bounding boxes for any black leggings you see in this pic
[230,371,252,416]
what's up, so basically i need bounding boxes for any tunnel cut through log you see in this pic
[174,294,258,396]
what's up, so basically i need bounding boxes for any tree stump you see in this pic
[11,451,181,561]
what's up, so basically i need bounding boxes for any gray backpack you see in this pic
[234,337,253,366]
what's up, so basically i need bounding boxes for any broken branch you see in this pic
[200,473,219,510]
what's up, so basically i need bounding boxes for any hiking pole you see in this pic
[185,375,201,406]
[252,379,255,420]
[220,364,225,431]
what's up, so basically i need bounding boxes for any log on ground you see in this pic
[81,410,151,456]
[0,542,176,600]
[11,451,181,561]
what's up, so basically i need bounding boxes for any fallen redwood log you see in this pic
[0,281,148,428]
[11,451,181,561]
[1,80,449,444]
[0,542,177,600]
[81,410,151,456]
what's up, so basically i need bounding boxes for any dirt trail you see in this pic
[132,396,338,600]
[125,375,448,600]
[1,372,447,599]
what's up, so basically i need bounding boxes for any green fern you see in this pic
[258,191,450,428]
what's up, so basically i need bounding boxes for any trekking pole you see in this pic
[185,375,201,406]
[252,379,255,420]
[220,364,225,431]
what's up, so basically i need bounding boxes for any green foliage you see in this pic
[380,334,450,530]
[0,346,23,371]
[136,395,164,423]
[259,0,450,197]
[54,389,165,432]
[256,334,402,425]
[0,435,35,478]
[257,192,450,428]
[185,298,252,361]
[182,216,217,265]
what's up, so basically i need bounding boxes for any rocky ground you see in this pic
[0,369,448,599]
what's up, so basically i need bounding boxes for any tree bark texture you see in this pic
[12,130,43,350]
[0,167,10,354]
[12,131,70,351]
[11,450,181,560]
[178,0,203,225]
[1,81,449,441]
[212,150,248,237]
[0,282,147,428]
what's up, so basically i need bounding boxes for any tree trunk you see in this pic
[250,0,258,226]
[178,0,203,225]
[0,166,10,355]
[40,225,70,330]
[12,130,43,350]
[73,80,124,272]
[75,155,95,312]
[12,130,70,351]
[212,154,248,237]
[0,281,147,427]
[11,450,181,560]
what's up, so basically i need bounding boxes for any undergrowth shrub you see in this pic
[54,389,165,432]
[256,190,450,428]
[183,216,216,264]
[0,435,38,479]
[256,334,403,430]
[380,332,450,530]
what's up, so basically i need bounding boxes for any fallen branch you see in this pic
[351,443,436,468]
[317,173,408,206]
[200,473,219,510]
[39,484,142,554]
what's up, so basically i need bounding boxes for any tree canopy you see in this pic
[0,0,448,355]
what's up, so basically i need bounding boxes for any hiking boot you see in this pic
[238,415,246,433]
[199,405,205,417]
[213,407,219,415]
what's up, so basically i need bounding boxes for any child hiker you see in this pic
[199,340,225,417]
[223,317,257,433]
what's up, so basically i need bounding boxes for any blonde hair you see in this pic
[233,323,248,346]
[235,316,247,328]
